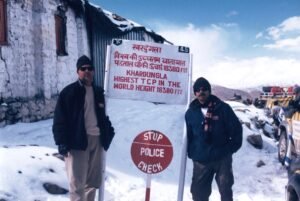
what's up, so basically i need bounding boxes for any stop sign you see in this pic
[131,130,173,174]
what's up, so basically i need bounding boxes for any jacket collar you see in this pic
[77,79,95,88]
[189,94,222,110]
[77,79,84,87]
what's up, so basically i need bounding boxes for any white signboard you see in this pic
[106,39,190,105]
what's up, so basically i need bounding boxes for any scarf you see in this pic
[200,97,217,143]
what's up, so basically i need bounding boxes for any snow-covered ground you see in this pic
[0,99,288,201]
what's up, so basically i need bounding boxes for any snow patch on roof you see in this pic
[88,2,154,33]
[102,9,142,32]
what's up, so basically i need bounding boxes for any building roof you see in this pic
[86,2,171,44]
[64,0,170,43]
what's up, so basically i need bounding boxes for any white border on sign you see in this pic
[106,39,190,105]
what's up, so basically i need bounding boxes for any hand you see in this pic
[101,116,115,151]
[58,144,69,157]
[106,116,115,135]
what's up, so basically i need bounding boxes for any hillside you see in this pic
[212,85,260,101]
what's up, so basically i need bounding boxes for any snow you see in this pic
[88,2,144,32]
[0,98,288,201]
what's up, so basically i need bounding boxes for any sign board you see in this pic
[106,39,190,105]
[131,130,173,174]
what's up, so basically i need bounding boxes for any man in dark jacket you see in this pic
[185,77,242,201]
[52,55,115,201]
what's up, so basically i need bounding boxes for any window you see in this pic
[0,0,7,45]
[55,9,67,56]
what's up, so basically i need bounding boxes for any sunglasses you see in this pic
[196,87,209,92]
[79,66,94,71]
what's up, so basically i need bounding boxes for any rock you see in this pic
[48,168,55,173]
[43,182,68,195]
[235,108,250,113]
[256,160,266,167]
[244,122,251,129]
[247,134,263,149]
[255,120,265,129]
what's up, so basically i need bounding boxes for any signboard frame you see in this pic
[106,39,190,105]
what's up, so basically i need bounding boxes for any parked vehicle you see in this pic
[254,85,300,165]
[254,86,294,142]
[286,158,300,201]
[260,86,294,99]
[278,110,300,166]
[264,97,293,110]
[258,85,300,201]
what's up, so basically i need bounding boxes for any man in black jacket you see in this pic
[53,55,115,201]
[185,77,242,201]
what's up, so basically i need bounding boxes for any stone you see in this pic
[43,182,68,195]
[244,122,251,129]
[247,134,263,149]
[256,160,266,167]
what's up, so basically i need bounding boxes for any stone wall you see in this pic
[0,96,57,127]
[0,0,90,127]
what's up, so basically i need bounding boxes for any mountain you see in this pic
[212,85,259,101]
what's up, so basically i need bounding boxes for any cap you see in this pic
[76,55,92,69]
[193,77,211,94]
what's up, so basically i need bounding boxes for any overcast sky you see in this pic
[90,0,300,89]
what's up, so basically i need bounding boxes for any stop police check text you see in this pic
[138,132,165,173]
[140,147,165,157]
[143,131,163,142]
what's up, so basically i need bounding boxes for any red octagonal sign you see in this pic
[131,130,173,174]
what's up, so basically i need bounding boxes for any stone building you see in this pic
[0,0,168,126]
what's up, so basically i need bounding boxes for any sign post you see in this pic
[102,39,191,200]
[131,130,173,200]
[177,55,192,201]
[98,45,112,201]
[146,174,151,201]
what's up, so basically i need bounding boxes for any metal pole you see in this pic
[145,174,152,201]
[177,54,192,201]
[98,45,112,201]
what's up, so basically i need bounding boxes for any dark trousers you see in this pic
[191,155,234,201]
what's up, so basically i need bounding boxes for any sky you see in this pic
[0,99,288,201]
[90,0,300,89]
